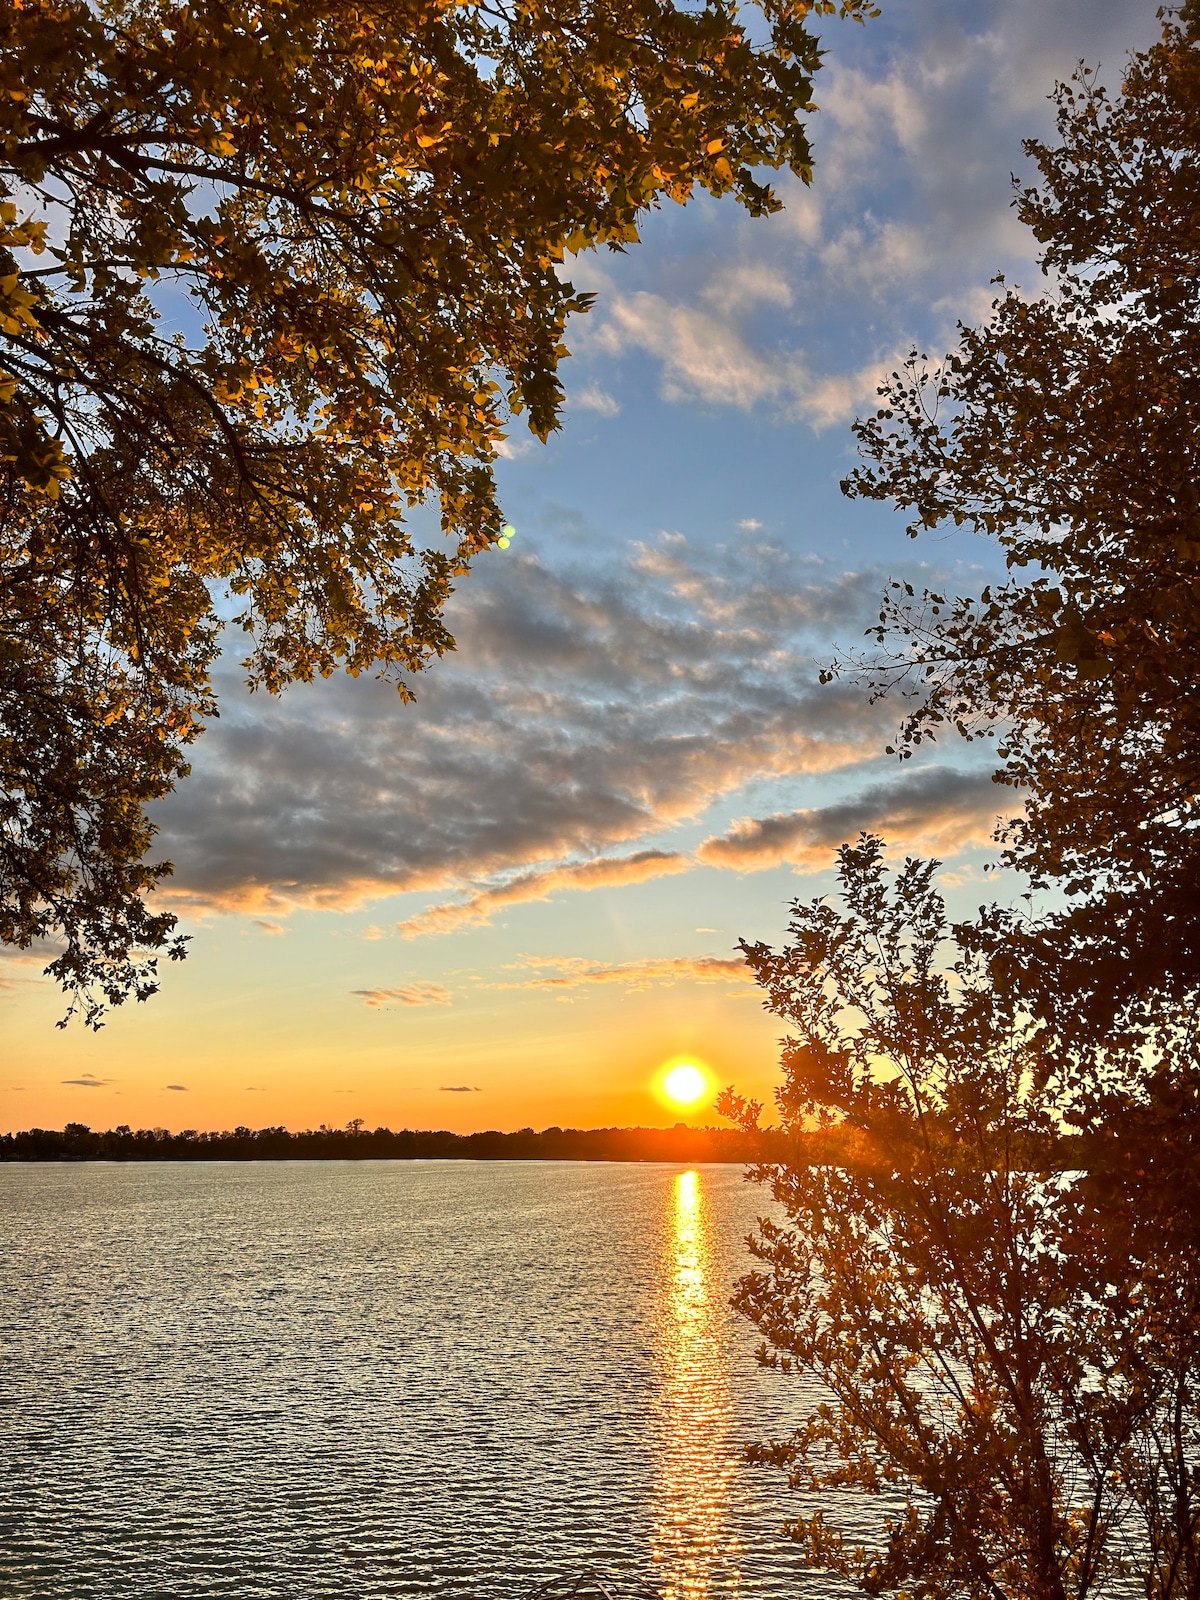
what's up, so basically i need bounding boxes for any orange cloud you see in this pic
[161,870,455,919]
[497,952,749,992]
[396,850,692,939]
[697,769,1005,872]
[352,983,453,1008]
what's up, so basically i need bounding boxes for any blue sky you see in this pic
[2,0,1162,1131]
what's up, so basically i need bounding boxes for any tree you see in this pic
[0,0,874,1023]
[724,23,1200,1591]
[838,9,1200,1024]
[721,836,1200,1600]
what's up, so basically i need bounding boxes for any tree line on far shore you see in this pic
[0,1119,785,1164]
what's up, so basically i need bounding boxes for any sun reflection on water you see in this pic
[651,1169,741,1600]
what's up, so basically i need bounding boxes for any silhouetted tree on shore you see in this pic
[729,22,1200,1591]
[723,838,1200,1599]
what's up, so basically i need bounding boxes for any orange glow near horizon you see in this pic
[1,960,785,1133]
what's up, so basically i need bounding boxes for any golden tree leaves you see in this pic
[1,0,871,1020]
[729,838,1200,1599]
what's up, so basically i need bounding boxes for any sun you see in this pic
[662,1062,707,1109]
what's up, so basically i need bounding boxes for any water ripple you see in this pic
[0,1161,858,1600]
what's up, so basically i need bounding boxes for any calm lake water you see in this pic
[0,1161,871,1600]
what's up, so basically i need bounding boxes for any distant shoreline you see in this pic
[0,1122,789,1164]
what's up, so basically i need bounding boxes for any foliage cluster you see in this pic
[730,13,1200,1598]
[839,9,1200,1022]
[1,0,870,1022]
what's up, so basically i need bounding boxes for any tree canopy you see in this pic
[724,19,1200,1593]
[840,9,1200,1023]
[724,838,1200,1600]
[0,0,872,1022]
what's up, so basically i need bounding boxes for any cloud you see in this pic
[352,983,453,1009]
[701,262,793,314]
[795,358,895,431]
[397,849,691,938]
[62,1075,110,1088]
[590,289,891,426]
[496,952,749,993]
[440,1085,481,1093]
[572,384,620,417]
[253,920,284,936]
[565,1,1156,431]
[0,937,61,991]
[593,290,794,409]
[165,1084,188,1091]
[492,434,538,460]
[150,541,890,920]
[697,767,1007,873]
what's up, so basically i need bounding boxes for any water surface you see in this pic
[0,1161,856,1600]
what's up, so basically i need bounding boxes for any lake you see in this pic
[0,1161,873,1599]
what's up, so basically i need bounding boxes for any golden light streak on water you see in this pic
[651,1169,742,1600]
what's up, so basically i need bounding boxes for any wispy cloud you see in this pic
[496,952,749,993]
[572,384,620,417]
[697,767,1006,872]
[440,1085,481,1093]
[352,983,453,1009]
[397,850,690,938]
[62,1074,110,1088]
[590,289,891,427]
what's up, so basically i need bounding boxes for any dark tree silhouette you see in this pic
[723,837,1200,1600]
[838,9,1200,1027]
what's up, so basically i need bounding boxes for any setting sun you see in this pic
[661,1062,707,1109]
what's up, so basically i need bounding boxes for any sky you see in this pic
[2,0,1161,1135]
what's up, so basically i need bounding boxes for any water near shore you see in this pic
[1,1161,875,1600]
